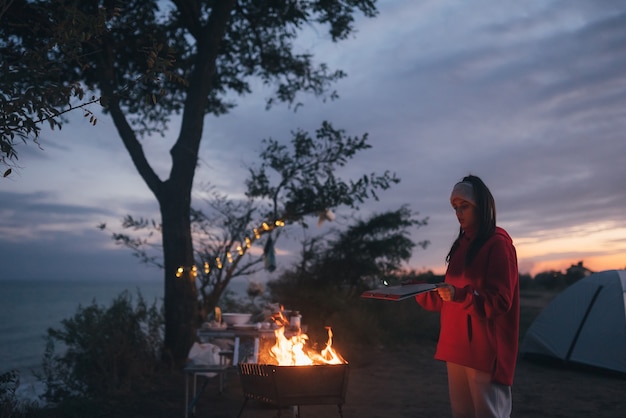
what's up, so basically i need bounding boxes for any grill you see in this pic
[237,363,350,418]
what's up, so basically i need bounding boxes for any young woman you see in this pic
[416,174,519,418]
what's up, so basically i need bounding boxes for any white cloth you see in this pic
[187,342,222,377]
[450,182,476,206]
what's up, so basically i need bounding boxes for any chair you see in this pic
[184,350,233,418]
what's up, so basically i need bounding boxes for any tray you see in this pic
[360,283,438,301]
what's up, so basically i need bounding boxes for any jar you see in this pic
[289,311,301,329]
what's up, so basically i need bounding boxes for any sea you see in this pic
[0,278,248,404]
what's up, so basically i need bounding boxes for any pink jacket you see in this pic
[416,227,519,385]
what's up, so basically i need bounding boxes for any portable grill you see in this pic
[237,363,350,418]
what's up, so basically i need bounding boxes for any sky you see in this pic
[1,0,625,285]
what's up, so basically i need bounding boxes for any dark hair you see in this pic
[446,174,497,266]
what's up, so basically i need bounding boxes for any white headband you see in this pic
[450,181,476,206]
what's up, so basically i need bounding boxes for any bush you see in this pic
[0,370,39,418]
[1,370,20,418]
[38,291,163,402]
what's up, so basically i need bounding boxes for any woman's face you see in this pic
[451,198,477,231]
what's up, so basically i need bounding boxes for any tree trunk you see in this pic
[104,97,201,364]
[159,182,197,364]
[154,3,235,362]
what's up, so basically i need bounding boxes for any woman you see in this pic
[416,175,519,418]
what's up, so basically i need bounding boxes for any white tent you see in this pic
[520,269,626,374]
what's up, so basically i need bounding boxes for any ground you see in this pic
[180,340,626,418]
[180,289,626,418]
[30,289,626,418]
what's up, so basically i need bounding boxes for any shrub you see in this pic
[0,370,19,418]
[38,291,163,402]
[0,370,39,418]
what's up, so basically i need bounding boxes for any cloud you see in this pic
[2,0,626,279]
[0,190,160,281]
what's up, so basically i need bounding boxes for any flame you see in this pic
[270,308,290,327]
[267,325,346,366]
[318,327,345,364]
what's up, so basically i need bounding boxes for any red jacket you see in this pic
[416,227,519,385]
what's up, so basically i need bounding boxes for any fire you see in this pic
[267,326,346,366]
[259,306,346,366]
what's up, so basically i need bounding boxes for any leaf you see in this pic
[3,168,11,178]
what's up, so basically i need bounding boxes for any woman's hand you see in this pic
[436,283,456,302]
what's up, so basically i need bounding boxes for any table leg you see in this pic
[253,337,260,363]
[233,336,240,365]
[184,372,198,418]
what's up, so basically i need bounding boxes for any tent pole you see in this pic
[565,286,603,362]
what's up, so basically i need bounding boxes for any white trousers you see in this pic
[446,362,512,418]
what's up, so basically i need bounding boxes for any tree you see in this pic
[271,206,429,296]
[9,0,383,362]
[0,0,173,178]
[109,121,399,325]
[0,0,104,177]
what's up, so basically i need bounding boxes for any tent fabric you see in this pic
[520,269,626,374]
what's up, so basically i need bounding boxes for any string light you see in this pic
[179,218,287,278]
[176,265,198,278]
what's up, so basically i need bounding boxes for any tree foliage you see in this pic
[4,0,382,362]
[0,0,106,177]
[269,206,429,300]
[108,121,400,323]
[247,121,398,222]
[0,0,179,178]
[320,206,429,290]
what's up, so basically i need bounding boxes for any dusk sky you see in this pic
[1,0,625,285]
